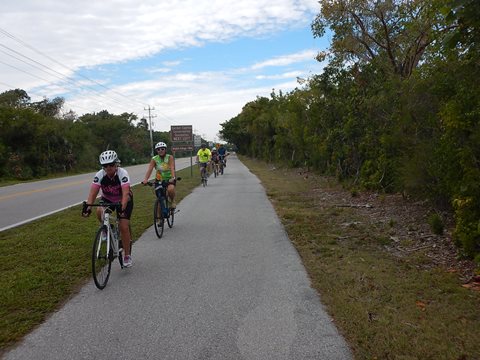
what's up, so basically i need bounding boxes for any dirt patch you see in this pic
[307,172,478,285]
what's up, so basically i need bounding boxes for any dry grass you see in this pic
[240,156,480,360]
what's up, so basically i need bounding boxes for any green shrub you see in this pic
[428,213,444,235]
[453,197,480,258]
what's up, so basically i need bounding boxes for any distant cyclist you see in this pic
[83,150,133,267]
[218,143,227,167]
[142,142,177,209]
[211,147,220,172]
[196,143,211,179]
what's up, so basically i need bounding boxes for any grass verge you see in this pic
[0,167,200,351]
[240,156,480,360]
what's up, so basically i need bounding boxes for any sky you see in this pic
[0,0,330,142]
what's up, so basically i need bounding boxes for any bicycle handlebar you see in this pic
[144,177,181,187]
[82,201,122,215]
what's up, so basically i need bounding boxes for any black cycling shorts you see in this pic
[100,193,134,220]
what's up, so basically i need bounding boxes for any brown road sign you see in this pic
[171,125,193,142]
[172,145,194,152]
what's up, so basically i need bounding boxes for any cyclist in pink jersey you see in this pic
[82,150,134,267]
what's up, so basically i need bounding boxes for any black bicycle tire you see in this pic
[154,198,164,238]
[92,225,112,289]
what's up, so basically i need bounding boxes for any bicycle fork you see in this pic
[97,212,119,260]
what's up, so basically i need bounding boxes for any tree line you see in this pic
[220,0,480,259]
[0,89,172,179]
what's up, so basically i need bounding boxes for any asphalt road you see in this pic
[3,155,352,360]
[0,157,195,231]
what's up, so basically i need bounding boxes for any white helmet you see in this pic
[155,142,167,149]
[99,150,119,165]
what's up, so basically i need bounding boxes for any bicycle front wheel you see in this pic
[154,199,164,238]
[92,225,112,289]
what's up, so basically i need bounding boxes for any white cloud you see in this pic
[0,1,319,71]
[162,61,181,67]
[251,50,317,69]
[146,68,172,74]
[255,71,303,80]
[0,0,324,139]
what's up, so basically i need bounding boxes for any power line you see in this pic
[0,80,16,88]
[0,57,132,113]
[0,59,54,84]
[0,27,147,106]
[0,42,143,111]
[0,27,149,112]
[0,28,190,128]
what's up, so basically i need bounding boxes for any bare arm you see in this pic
[86,185,100,205]
[83,185,100,216]
[142,160,156,183]
[121,185,130,211]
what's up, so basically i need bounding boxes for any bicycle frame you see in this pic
[97,208,120,259]
[145,179,180,232]
[153,181,169,215]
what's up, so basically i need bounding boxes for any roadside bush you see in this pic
[428,213,444,235]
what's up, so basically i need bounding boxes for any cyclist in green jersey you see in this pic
[142,142,177,208]
[196,143,211,178]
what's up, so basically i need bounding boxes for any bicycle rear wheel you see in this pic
[153,198,164,238]
[92,225,112,289]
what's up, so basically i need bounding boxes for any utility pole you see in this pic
[144,106,156,156]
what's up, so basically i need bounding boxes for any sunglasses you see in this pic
[103,163,116,168]
[157,147,166,151]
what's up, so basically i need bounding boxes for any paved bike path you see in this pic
[4,155,352,360]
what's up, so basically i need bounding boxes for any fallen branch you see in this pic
[335,204,373,208]
[396,244,434,253]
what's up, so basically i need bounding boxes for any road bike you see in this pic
[146,179,179,238]
[219,158,225,175]
[82,201,132,290]
[199,163,208,187]
[213,161,219,177]
[219,155,227,175]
